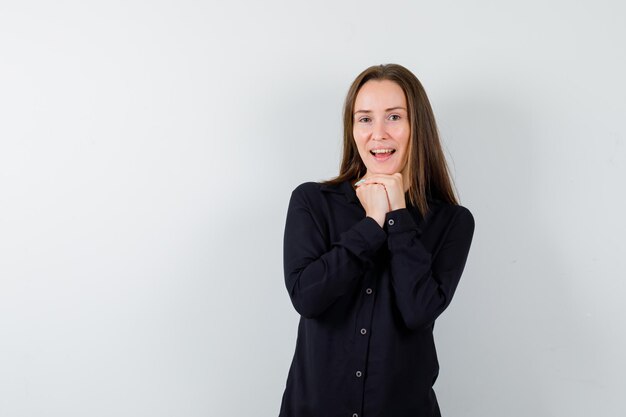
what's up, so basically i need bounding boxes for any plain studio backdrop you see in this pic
[1,1,625,416]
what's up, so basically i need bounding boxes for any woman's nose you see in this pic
[372,120,386,140]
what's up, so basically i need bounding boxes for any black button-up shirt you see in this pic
[279,179,475,417]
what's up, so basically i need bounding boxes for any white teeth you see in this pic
[371,149,395,154]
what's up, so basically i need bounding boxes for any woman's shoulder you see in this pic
[292,180,322,191]
[290,181,324,198]
[291,179,349,196]
[436,199,472,215]
[287,181,326,206]
[288,179,353,211]
[438,201,475,229]
[426,198,473,223]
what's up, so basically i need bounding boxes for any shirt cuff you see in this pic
[352,215,388,253]
[384,208,423,236]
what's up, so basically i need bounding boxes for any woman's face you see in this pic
[352,79,410,178]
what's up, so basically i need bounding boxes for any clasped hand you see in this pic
[355,173,406,228]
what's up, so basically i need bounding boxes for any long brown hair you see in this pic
[321,63,459,218]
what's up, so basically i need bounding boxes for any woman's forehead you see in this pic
[355,80,407,110]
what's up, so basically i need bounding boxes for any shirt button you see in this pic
[360,328,367,335]
[366,288,373,295]
[388,218,395,226]
[352,414,359,417]
[356,370,362,377]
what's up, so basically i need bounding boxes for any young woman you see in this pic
[279,63,475,417]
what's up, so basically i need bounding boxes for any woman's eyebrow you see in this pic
[354,106,406,114]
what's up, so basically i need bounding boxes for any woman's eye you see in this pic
[389,114,401,121]
[358,117,371,123]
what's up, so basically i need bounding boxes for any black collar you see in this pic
[320,178,440,209]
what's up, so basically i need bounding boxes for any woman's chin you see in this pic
[366,167,398,176]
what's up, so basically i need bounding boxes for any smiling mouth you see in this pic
[370,149,396,161]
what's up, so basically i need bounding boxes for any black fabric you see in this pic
[278,179,475,417]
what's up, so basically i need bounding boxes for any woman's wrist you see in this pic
[366,214,385,228]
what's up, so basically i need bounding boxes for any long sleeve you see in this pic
[385,206,475,331]
[283,184,387,318]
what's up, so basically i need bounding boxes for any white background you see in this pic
[1,1,625,416]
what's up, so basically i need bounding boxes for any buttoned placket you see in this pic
[328,182,414,417]
[350,271,378,417]
[351,211,400,417]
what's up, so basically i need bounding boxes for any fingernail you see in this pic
[354,179,365,186]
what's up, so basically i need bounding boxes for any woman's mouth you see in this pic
[370,149,396,162]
